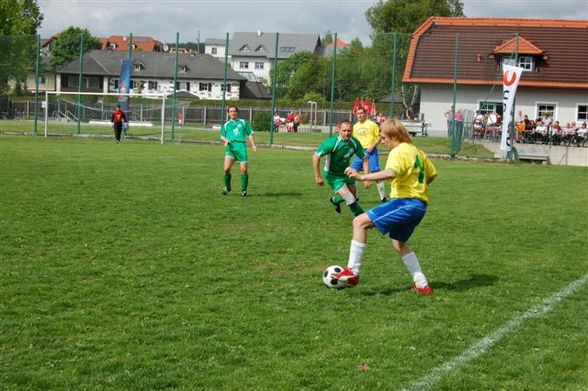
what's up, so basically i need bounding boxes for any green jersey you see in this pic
[221,118,254,143]
[315,135,365,176]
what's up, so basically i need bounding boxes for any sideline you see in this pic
[399,274,588,391]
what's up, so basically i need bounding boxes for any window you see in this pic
[279,46,295,53]
[179,65,189,73]
[186,82,190,91]
[133,63,145,71]
[239,61,249,69]
[221,83,231,92]
[38,76,46,84]
[479,101,503,117]
[255,62,264,70]
[537,103,556,120]
[148,81,158,90]
[239,45,250,52]
[255,45,265,53]
[199,82,212,91]
[502,56,534,71]
[211,47,217,55]
[577,104,588,122]
[108,43,117,50]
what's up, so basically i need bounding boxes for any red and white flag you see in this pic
[364,96,372,115]
[370,100,377,116]
[500,65,524,152]
[352,97,361,114]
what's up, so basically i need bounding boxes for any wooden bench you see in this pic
[402,121,429,137]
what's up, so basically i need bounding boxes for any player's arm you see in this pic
[346,167,395,182]
[220,125,230,145]
[312,153,324,186]
[248,135,257,152]
[361,156,373,189]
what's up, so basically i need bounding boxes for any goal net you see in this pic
[43,91,187,143]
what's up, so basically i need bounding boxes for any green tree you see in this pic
[49,26,101,71]
[366,0,464,34]
[0,0,43,91]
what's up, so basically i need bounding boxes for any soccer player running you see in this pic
[333,119,438,294]
[312,120,371,216]
[351,107,388,202]
[220,105,257,197]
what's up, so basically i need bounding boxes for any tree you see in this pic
[49,26,101,71]
[0,0,43,91]
[366,0,464,34]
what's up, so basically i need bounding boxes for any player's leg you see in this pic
[392,240,431,294]
[239,162,249,196]
[368,149,387,202]
[222,155,235,195]
[337,184,363,216]
[333,211,374,286]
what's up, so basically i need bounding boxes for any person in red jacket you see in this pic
[111,104,127,143]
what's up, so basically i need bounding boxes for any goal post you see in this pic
[43,91,171,144]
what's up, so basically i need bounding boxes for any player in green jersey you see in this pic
[220,105,257,197]
[312,120,371,216]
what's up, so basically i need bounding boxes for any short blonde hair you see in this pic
[380,118,413,143]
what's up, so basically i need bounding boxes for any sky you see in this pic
[38,0,588,45]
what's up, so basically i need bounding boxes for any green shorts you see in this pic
[225,142,248,163]
[324,173,356,192]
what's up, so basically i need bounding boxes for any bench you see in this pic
[402,121,429,137]
[518,153,550,164]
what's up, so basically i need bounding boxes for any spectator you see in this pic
[577,121,587,147]
[110,104,127,143]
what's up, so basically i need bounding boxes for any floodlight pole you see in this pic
[33,34,40,136]
[329,33,337,136]
[171,32,179,142]
[269,32,280,147]
[76,34,85,135]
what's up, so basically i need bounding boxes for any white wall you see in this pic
[231,56,271,82]
[420,84,588,136]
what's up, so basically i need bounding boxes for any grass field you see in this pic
[1,136,587,390]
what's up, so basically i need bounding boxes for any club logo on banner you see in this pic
[500,65,524,152]
[118,60,132,112]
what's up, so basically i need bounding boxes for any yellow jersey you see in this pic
[352,119,380,149]
[385,142,437,203]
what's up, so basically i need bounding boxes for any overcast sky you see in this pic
[38,0,588,45]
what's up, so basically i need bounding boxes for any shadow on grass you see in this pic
[360,274,499,296]
[433,273,499,291]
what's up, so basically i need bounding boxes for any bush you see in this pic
[252,111,272,132]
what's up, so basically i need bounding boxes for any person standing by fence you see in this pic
[111,104,127,143]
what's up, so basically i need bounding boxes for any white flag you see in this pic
[500,65,524,152]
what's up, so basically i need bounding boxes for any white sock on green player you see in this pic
[377,181,386,199]
[348,240,365,275]
[402,251,428,288]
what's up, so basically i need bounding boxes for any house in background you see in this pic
[323,38,350,56]
[56,50,246,100]
[99,35,164,52]
[228,31,322,84]
[403,17,588,134]
[204,38,228,61]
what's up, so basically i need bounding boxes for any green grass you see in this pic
[0,119,494,157]
[1,136,586,390]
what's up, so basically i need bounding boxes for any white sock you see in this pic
[402,251,428,288]
[377,181,386,199]
[347,240,365,275]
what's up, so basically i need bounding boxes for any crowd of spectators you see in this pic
[473,109,587,147]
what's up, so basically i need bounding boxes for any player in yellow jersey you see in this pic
[333,119,438,294]
[350,107,387,202]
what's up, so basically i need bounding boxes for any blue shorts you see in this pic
[367,198,427,243]
[350,148,381,172]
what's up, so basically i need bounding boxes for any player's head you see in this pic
[227,105,239,120]
[116,104,121,109]
[380,119,412,146]
[356,107,366,122]
[339,120,353,140]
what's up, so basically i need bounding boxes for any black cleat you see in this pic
[380,197,388,203]
[329,198,342,213]
[241,190,248,197]
[222,187,230,195]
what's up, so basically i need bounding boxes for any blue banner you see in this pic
[118,59,132,112]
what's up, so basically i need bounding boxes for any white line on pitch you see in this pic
[399,274,588,391]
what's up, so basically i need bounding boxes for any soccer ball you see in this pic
[323,265,348,289]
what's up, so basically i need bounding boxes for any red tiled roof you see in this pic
[404,17,588,89]
[99,35,163,52]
